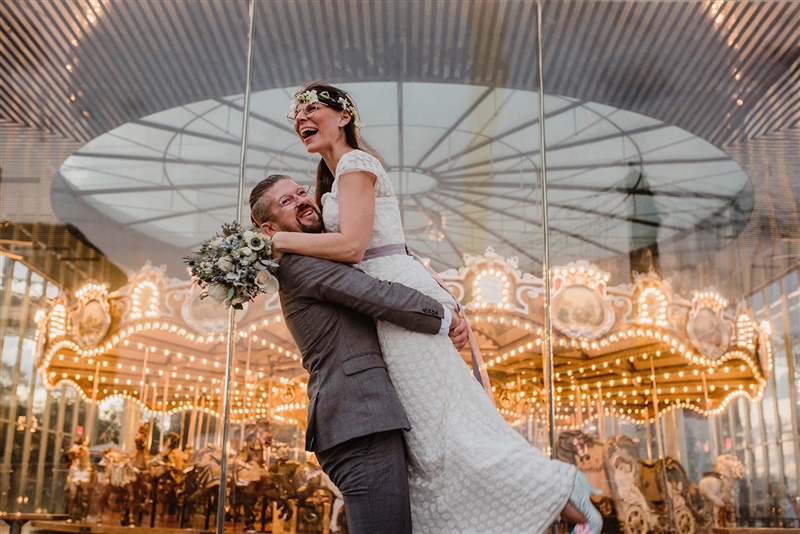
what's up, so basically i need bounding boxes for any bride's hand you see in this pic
[270,232,286,260]
[448,314,468,351]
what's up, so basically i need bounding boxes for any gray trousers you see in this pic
[316,430,412,534]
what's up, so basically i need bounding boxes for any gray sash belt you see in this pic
[361,243,410,261]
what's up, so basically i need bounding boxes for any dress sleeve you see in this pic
[336,150,395,198]
[336,150,384,179]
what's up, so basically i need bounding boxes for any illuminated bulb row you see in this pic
[130,281,160,320]
[693,290,729,308]
[553,263,609,284]
[75,283,107,301]
[49,304,67,340]
[40,323,301,379]
[735,314,757,350]
[637,288,668,327]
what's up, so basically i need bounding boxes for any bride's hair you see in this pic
[294,81,376,206]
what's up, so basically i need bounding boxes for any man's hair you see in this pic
[249,174,292,227]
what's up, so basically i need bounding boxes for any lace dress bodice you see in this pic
[322,149,406,249]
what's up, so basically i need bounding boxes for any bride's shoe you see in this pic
[568,470,603,534]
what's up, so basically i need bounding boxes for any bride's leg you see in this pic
[560,501,587,524]
[566,471,603,533]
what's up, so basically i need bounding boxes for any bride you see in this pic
[267,82,601,534]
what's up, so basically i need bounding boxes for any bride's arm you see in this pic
[270,171,375,263]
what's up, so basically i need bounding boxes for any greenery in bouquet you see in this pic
[184,221,279,310]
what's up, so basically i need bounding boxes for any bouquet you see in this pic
[184,221,279,309]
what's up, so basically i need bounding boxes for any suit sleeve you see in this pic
[279,254,445,335]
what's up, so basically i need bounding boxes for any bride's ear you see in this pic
[339,109,351,128]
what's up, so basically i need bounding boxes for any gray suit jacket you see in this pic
[276,254,446,452]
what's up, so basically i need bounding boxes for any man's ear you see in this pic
[261,221,278,237]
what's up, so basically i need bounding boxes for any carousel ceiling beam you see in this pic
[423,99,586,171]
[74,182,240,196]
[437,187,625,255]
[414,86,496,168]
[429,190,544,266]
[215,96,297,135]
[410,196,466,260]
[439,180,742,202]
[436,155,734,178]
[477,190,685,231]
[68,151,242,166]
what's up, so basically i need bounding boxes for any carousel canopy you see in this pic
[438,248,772,427]
[36,251,771,429]
[35,262,308,424]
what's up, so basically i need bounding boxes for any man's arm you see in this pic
[279,254,449,335]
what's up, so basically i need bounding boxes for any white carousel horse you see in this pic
[318,470,344,534]
[64,439,97,522]
[698,453,744,527]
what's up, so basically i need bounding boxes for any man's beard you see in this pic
[297,204,324,234]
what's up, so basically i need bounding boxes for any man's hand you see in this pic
[448,313,468,351]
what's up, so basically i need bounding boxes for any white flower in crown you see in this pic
[290,89,361,130]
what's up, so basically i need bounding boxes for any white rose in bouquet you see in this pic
[206,283,229,302]
[254,271,279,294]
[217,256,235,272]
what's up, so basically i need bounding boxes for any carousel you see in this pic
[32,249,771,534]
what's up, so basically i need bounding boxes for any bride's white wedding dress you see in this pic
[322,150,577,534]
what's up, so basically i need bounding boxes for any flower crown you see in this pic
[289,89,361,130]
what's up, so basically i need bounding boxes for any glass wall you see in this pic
[0,0,798,531]
[716,269,800,526]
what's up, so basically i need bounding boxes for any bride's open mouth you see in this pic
[300,127,318,142]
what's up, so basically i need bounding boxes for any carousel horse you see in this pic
[180,442,236,529]
[698,454,745,528]
[64,437,97,523]
[292,462,344,532]
[319,469,344,534]
[276,459,340,531]
[148,432,188,524]
[556,430,617,530]
[605,435,701,534]
[230,422,273,533]
[96,427,150,526]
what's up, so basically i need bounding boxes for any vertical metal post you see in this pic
[650,357,664,459]
[161,363,171,449]
[84,358,101,441]
[188,380,201,450]
[217,1,258,532]
[140,346,150,401]
[534,0,556,462]
[650,356,675,532]
[597,395,605,441]
[241,335,253,451]
[644,406,653,462]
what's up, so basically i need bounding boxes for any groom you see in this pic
[250,175,466,534]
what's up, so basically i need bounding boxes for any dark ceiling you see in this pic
[1,0,798,298]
